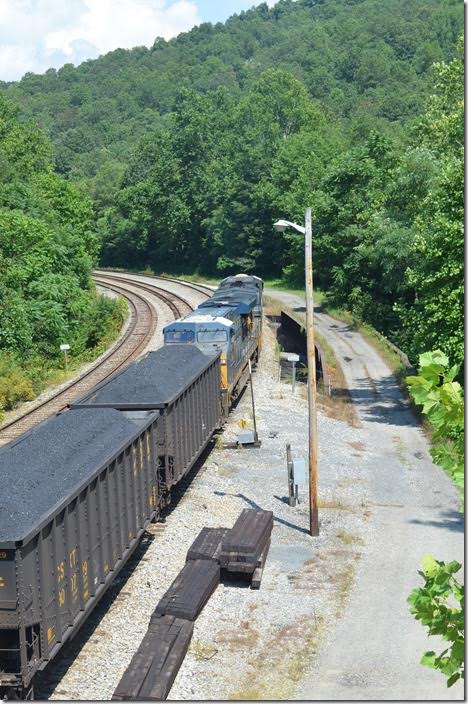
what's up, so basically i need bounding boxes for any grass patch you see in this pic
[334,563,356,616]
[263,278,325,306]
[190,640,218,661]
[337,531,364,546]
[228,617,324,700]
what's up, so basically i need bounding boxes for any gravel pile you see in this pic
[40,320,371,700]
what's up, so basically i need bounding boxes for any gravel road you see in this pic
[266,290,464,700]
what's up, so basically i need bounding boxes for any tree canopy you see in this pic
[0,0,463,374]
[0,94,122,417]
[1,0,461,181]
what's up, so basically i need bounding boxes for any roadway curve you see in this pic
[266,290,464,701]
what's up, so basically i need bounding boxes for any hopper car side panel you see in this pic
[0,414,160,697]
[162,360,221,491]
[71,349,222,497]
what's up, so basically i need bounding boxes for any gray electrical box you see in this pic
[293,457,306,484]
[238,430,256,445]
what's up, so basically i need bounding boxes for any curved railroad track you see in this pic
[0,275,201,445]
[93,271,202,319]
[95,268,215,297]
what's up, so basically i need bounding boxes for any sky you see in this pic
[0,0,275,82]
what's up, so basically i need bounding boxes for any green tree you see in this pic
[0,93,121,366]
[407,351,464,688]
[408,557,464,688]
[398,43,464,369]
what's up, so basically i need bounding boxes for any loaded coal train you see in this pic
[0,274,263,699]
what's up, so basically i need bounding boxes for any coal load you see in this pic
[71,346,216,409]
[154,559,219,621]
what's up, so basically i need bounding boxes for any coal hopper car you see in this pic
[71,345,222,506]
[0,274,262,698]
[0,407,160,699]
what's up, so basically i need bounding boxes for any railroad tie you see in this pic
[185,526,230,562]
[219,508,273,575]
[113,509,273,701]
[112,615,193,701]
[154,559,220,621]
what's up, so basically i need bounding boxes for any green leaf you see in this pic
[421,555,439,577]
[447,673,460,687]
[451,641,464,661]
[421,651,437,668]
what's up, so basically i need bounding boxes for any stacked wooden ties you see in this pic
[186,526,230,562]
[112,509,273,700]
[219,508,273,589]
[112,615,193,701]
[155,559,220,620]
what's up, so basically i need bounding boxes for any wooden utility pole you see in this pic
[248,359,258,441]
[304,208,319,536]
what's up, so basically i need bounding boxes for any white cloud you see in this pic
[0,0,201,82]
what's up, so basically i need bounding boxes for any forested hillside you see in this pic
[101,44,463,370]
[0,0,463,373]
[2,0,461,177]
[0,95,123,417]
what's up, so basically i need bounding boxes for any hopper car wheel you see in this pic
[1,684,33,701]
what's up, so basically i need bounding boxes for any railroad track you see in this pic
[0,274,203,445]
[93,271,203,319]
[95,268,215,297]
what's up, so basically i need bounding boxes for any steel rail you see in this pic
[95,268,215,297]
[93,272,201,319]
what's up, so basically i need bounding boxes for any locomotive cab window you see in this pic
[165,330,195,343]
[196,330,228,343]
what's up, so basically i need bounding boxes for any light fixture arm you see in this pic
[273,219,306,234]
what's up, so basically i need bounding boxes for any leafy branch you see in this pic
[407,351,464,687]
[408,557,464,687]
[407,349,464,502]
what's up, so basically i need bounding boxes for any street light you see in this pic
[273,208,319,537]
[272,219,305,235]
